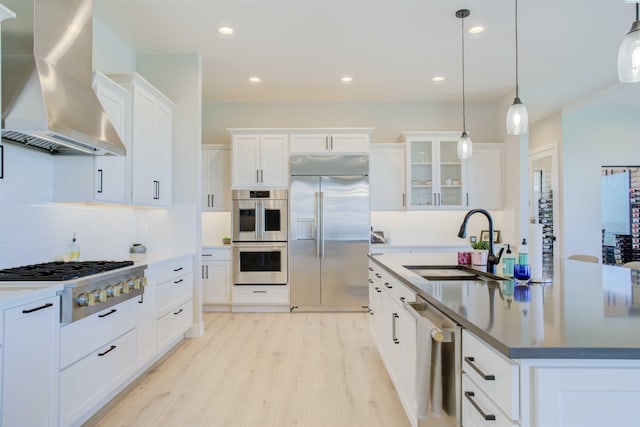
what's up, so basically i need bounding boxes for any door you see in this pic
[261,199,288,241]
[232,135,260,188]
[320,175,369,308]
[232,200,259,242]
[438,139,465,207]
[289,176,321,306]
[259,134,288,187]
[529,144,560,275]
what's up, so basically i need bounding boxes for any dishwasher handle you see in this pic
[404,301,455,343]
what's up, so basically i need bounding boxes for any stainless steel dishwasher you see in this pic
[404,295,461,427]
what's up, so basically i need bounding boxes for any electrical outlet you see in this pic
[470,236,477,243]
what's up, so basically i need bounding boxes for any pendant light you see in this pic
[618,2,640,83]
[506,0,529,135]
[456,9,472,160]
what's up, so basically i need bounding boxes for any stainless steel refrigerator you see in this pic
[289,155,369,311]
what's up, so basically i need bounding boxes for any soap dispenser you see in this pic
[502,244,515,277]
[69,233,80,262]
[518,238,528,265]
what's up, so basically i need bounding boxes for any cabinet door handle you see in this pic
[368,278,373,283]
[402,192,406,208]
[330,136,333,150]
[464,391,496,421]
[325,136,329,151]
[464,356,495,380]
[438,193,441,206]
[384,282,393,289]
[98,345,117,357]
[375,273,382,278]
[153,180,160,200]
[399,296,406,303]
[97,169,103,193]
[256,169,260,183]
[173,267,184,272]
[173,308,184,315]
[206,265,209,279]
[392,313,399,344]
[98,308,117,318]
[174,279,184,284]
[22,302,53,314]
[260,169,264,183]
[157,181,160,200]
[211,194,215,207]
[374,287,381,293]
[466,192,469,206]
[0,144,4,179]
[202,265,205,279]
[368,267,374,271]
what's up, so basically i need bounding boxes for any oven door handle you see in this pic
[255,201,261,241]
[260,200,266,240]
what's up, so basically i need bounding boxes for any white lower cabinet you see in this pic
[232,285,289,306]
[2,295,59,427]
[368,260,418,427]
[148,256,194,354]
[59,329,136,427]
[462,374,518,427]
[202,247,231,307]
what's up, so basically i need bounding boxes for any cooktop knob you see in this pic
[77,292,95,306]
[121,280,130,294]
[94,289,108,302]
[133,277,141,290]
[128,279,136,290]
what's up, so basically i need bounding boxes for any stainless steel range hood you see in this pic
[1,0,126,155]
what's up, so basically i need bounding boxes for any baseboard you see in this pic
[186,321,204,338]
[231,305,290,313]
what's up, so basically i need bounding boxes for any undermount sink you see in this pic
[403,265,507,282]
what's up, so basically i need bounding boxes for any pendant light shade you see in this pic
[506,0,528,135]
[618,3,640,83]
[456,9,472,160]
[506,97,529,135]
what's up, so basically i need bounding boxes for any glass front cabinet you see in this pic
[402,131,468,209]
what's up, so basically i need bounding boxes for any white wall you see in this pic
[93,17,136,73]
[561,107,640,261]
[202,101,500,145]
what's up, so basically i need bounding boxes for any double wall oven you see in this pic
[232,190,288,285]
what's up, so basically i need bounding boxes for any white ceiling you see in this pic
[94,0,639,120]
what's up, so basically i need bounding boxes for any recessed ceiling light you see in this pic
[432,76,445,82]
[249,76,261,83]
[341,76,353,83]
[469,26,485,34]
[218,27,234,35]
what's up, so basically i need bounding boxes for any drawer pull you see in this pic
[374,287,382,293]
[174,279,184,284]
[384,282,392,289]
[22,302,53,314]
[375,273,382,278]
[202,254,212,256]
[173,267,184,272]
[464,356,495,380]
[174,308,184,315]
[368,267,373,271]
[98,345,117,357]
[464,391,496,421]
[253,290,268,293]
[399,296,405,302]
[368,279,374,283]
[98,309,117,318]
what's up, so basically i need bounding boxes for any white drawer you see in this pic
[148,256,194,284]
[60,297,138,369]
[60,329,136,427]
[462,374,518,427]
[157,299,193,351]
[156,272,194,317]
[232,285,289,305]
[202,248,231,261]
[462,329,519,420]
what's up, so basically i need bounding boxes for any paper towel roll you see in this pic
[528,223,544,281]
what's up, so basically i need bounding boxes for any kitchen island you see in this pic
[369,252,640,427]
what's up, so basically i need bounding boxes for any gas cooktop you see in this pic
[0,260,135,282]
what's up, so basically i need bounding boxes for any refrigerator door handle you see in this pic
[319,191,325,258]
[316,192,321,258]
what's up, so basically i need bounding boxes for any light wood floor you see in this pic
[88,312,411,427]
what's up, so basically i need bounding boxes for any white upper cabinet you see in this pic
[53,71,129,204]
[202,144,231,211]
[110,73,175,207]
[402,132,468,210]
[467,144,504,210]
[370,143,406,210]
[289,129,372,154]
[229,130,288,189]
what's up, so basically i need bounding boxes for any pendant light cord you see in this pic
[461,14,466,132]
[515,0,519,98]
[636,2,639,22]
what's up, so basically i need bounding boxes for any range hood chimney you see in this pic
[1,0,126,155]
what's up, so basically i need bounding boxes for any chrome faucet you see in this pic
[457,209,504,274]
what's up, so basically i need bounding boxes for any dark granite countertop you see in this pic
[369,252,640,359]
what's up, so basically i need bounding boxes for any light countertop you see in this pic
[370,252,640,359]
[0,284,63,311]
